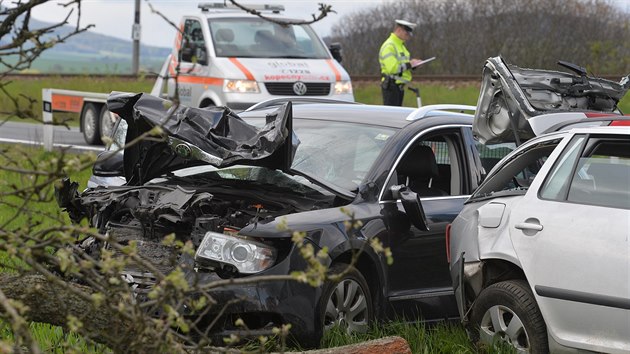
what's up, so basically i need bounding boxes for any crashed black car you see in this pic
[57,91,495,346]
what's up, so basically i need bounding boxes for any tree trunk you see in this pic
[0,274,148,353]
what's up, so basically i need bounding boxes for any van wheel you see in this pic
[81,103,101,145]
[99,106,116,142]
[470,280,548,353]
[319,263,372,337]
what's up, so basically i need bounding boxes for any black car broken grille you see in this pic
[265,82,331,96]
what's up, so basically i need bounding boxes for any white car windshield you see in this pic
[208,18,330,58]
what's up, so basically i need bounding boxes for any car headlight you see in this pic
[334,81,353,95]
[223,79,260,93]
[195,231,276,274]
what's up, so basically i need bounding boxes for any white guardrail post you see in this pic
[42,88,54,151]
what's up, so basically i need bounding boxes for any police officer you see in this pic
[379,20,422,106]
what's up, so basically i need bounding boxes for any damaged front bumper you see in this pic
[124,238,324,347]
[450,254,483,324]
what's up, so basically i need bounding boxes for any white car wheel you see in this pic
[471,280,548,353]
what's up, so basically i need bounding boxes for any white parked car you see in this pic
[448,57,630,353]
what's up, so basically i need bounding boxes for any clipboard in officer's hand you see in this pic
[411,56,436,69]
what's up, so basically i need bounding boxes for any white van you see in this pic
[163,2,354,110]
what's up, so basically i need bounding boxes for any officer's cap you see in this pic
[395,19,417,34]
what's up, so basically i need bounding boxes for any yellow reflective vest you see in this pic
[379,33,412,85]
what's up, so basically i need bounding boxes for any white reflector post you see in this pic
[42,88,54,151]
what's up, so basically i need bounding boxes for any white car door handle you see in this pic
[515,222,543,231]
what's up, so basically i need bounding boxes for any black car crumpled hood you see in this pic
[107,92,297,185]
[474,56,630,145]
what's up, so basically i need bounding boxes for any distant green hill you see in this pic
[2,15,171,74]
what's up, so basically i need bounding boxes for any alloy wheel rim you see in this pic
[323,279,369,334]
[480,305,530,353]
[101,111,115,139]
[84,109,97,140]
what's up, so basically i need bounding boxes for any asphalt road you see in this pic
[0,121,104,153]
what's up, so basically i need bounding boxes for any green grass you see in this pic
[0,322,110,354]
[321,321,515,354]
[353,81,482,108]
[0,145,94,227]
[0,145,104,352]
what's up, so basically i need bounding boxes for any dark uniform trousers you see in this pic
[381,77,405,106]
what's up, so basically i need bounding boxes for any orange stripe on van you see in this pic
[52,94,84,113]
[168,55,178,76]
[176,75,223,86]
[174,23,184,51]
[326,59,341,81]
[229,58,255,80]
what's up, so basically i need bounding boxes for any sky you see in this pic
[32,0,387,48]
[31,0,630,48]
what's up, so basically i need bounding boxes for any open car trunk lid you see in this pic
[474,56,630,145]
[107,92,297,185]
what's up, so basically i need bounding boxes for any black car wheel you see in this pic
[319,263,372,336]
[471,280,548,353]
[81,103,101,145]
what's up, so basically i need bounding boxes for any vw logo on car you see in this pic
[292,81,308,95]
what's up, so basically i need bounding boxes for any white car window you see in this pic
[539,136,586,200]
[540,136,630,209]
[470,137,562,200]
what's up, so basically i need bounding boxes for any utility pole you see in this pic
[132,0,141,75]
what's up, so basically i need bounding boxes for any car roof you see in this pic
[200,12,298,21]
[239,103,474,129]
[568,125,630,135]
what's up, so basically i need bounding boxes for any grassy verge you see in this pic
[321,321,515,353]
[0,144,105,352]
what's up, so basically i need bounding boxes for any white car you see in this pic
[448,57,630,353]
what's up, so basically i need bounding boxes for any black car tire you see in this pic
[470,279,548,353]
[318,263,373,338]
[81,103,101,145]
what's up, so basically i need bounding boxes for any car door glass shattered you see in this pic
[470,138,562,201]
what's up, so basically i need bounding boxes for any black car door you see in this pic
[379,126,473,319]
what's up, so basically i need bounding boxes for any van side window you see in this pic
[181,19,207,64]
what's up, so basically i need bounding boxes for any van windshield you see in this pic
[208,18,330,59]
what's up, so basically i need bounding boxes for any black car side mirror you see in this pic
[390,184,429,231]
[93,150,124,177]
[328,42,343,63]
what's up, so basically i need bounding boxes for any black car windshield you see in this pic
[208,18,330,58]
[111,115,397,195]
[290,120,396,192]
[187,119,397,193]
